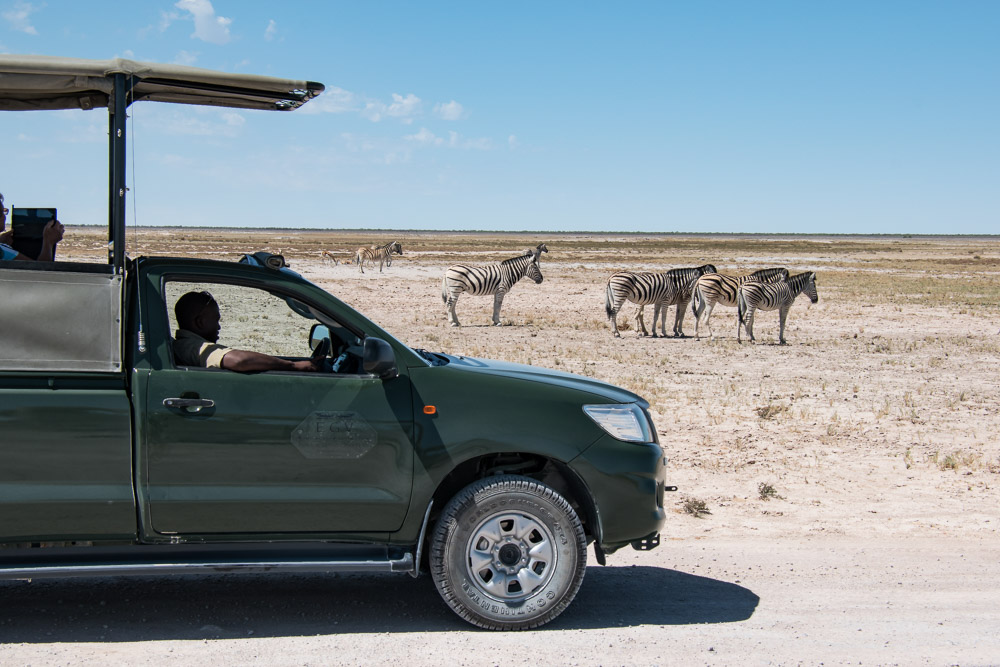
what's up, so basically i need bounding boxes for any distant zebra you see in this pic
[691,267,789,340]
[321,250,341,265]
[605,264,717,338]
[356,241,403,274]
[737,271,818,345]
[442,244,548,327]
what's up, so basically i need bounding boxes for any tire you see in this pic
[429,475,587,630]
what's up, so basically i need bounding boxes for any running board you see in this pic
[0,553,414,580]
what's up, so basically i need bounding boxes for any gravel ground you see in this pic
[2,229,998,666]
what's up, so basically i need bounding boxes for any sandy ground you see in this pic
[2,230,999,665]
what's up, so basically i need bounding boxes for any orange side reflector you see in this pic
[423,405,437,415]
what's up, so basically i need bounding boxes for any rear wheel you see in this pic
[429,475,587,630]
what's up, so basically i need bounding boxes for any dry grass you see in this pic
[54,227,1000,539]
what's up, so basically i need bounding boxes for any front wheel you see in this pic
[429,475,587,630]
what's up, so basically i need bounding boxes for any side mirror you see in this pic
[363,337,397,379]
[309,324,331,351]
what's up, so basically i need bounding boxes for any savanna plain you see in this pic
[2,229,999,666]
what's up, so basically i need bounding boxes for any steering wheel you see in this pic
[312,337,332,371]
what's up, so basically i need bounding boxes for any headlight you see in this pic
[583,403,653,443]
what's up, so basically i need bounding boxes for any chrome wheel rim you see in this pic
[466,511,557,602]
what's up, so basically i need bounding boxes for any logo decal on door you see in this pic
[292,411,378,459]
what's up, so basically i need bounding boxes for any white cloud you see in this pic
[145,108,248,138]
[3,1,40,35]
[299,86,359,115]
[159,10,180,31]
[405,128,443,146]
[508,134,519,150]
[221,112,245,128]
[405,129,493,151]
[175,0,232,45]
[264,19,277,41]
[463,137,493,150]
[363,93,421,123]
[434,100,465,121]
[173,50,199,66]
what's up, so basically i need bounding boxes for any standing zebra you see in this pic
[737,271,818,345]
[442,244,548,327]
[605,264,717,338]
[356,241,403,274]
[691,267,789,340]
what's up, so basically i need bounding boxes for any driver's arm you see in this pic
[221,349,322,373]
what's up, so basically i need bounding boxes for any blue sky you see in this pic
[1,1,998,234]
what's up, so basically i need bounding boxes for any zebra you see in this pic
[442,244,548,327]
[605,264,717,338]
[356,241,403,274]
[691,267,789,340]
[737,271,818,345]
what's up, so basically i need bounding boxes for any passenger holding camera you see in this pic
[0,192,65,261]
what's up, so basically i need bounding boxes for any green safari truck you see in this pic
[0,56,669,630]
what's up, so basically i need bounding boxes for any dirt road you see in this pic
[1,537,997,665]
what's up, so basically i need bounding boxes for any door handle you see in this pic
[163,397,215,409]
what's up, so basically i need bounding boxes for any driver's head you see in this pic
[175,291,221,343]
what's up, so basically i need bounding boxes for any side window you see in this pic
[165,281,322,366]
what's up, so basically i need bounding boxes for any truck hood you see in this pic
[437,353,643,404]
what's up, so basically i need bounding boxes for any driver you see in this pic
[173,291,324,372]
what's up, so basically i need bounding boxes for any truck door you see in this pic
[138,278,414,537]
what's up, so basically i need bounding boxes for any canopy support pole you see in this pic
[108,73,134,273]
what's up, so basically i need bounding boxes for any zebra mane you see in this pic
[504,251,534,265]
[786,271,816,289]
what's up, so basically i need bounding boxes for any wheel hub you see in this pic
[497,542,523,567]
[467,511,556,601]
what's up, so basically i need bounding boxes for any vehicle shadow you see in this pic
[0,566,757,642]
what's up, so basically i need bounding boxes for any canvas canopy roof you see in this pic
[0,54,324,112]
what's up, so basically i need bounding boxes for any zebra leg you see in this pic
[737,294,747,344]
[650,304,660,338]
[605,286,622,338]
[703,302,716,340]
[657,303,668,337]
[610,310,621,337]
[747,307,757,344]
[446,295,461,327]
[778,306,790,345]
[674,300,688,337]
[636,305,649,337]
[491,291,506,326]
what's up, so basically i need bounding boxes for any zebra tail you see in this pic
[692,285,703,319]
[737,291,747,324]
[441,273,448,304]
[605,282,614,318]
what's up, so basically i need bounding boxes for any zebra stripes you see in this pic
[442,244,548,327]
[691,267,789,339]
[737,271,818,344]
[355,241,402,274]
[605,264,717,338]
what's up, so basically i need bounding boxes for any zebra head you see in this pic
[536,243,549,255]
[698,264,718,276]
[390,241,403,255]
[804,271,818,303]
[526,252,544,284]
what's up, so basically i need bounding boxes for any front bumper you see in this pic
[569,434,668,551]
